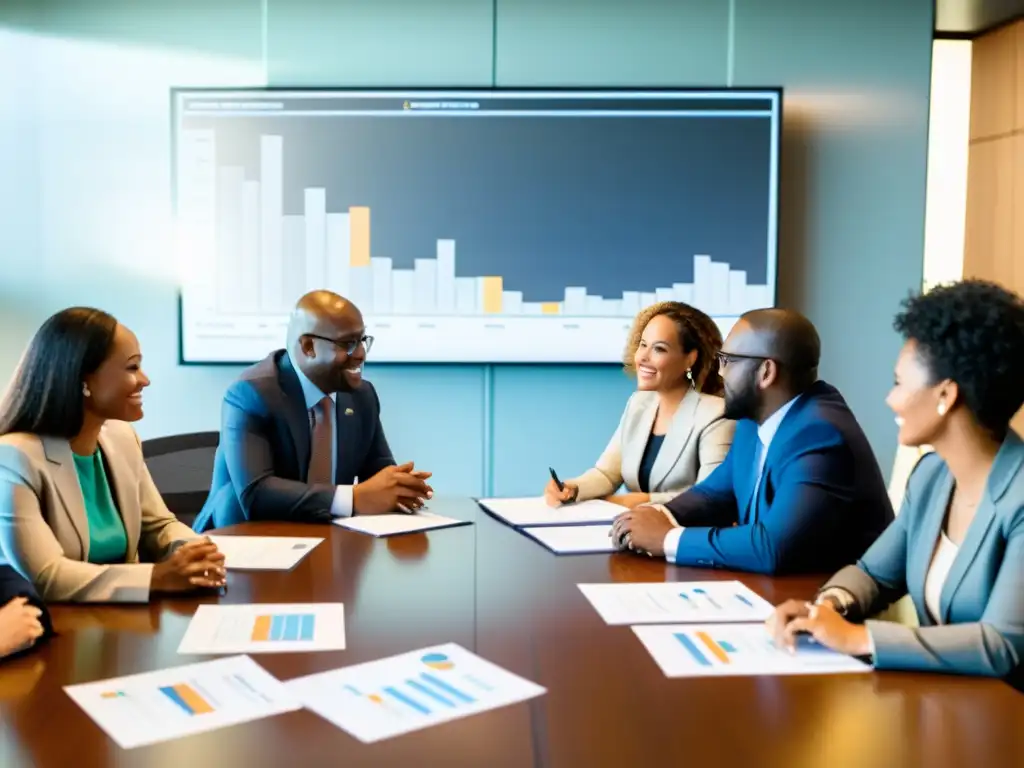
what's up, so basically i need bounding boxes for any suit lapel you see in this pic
[734,424,759,523]
[647,390,699,491]
[278,353,312,477]
[97,428,140,562]
[334,390,362,482]
[620,395,657,490]
[40,436,89,559]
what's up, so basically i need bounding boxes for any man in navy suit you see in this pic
[612,308,894,575]
[193,291,433,532]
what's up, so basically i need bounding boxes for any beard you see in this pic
[723,370,761,421]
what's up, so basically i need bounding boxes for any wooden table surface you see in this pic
[1,497,1021,767]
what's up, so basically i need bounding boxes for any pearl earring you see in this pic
[937,401,947,416]
[82,383,91,398]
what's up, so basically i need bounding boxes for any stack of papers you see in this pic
[334,510,471,537]
[522,524,618,554]
[477,496,623,527]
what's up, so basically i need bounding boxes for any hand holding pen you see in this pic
[543,467,579,507]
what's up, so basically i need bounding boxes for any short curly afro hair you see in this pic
[893,279,1024,438]
[622,301,724,396]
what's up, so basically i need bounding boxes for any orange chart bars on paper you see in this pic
[541,302,560,315]
[251,615,272,642]
[482,277,503,313]
[349,206,370,267]
[695,632,731,664]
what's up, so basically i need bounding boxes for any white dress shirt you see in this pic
[661,396,800,562]
[288,352,353,518]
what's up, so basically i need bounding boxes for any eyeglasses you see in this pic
[304,334,374,356]
[716,351,770,368]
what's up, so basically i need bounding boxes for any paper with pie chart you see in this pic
[285,642,546,743]
[633,623,872,678]
[577,580,775,625]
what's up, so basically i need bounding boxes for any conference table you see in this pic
[1,497,1021,767]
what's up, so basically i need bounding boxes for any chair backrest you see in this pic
[141,432,219,528]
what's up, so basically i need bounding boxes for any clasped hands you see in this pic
[609,505,675,556]
[353,461,434,515]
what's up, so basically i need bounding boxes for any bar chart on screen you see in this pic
[174,89,779,362]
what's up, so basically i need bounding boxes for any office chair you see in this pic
[141,432,219,528]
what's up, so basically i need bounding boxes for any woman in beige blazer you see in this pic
[0,307,225,603]
[545,301,735,507]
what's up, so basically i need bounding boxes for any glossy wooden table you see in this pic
[1,497,1021,767]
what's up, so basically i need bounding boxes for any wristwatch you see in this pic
[814,589,854,617]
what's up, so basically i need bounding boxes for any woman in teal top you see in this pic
[72,450,129,565]
[0,307,226,603]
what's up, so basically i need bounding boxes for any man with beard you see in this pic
[193,291,433,531]
[610,308,893,574]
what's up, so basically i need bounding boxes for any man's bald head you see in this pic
[287,291,366,393]
[734,308,821,388]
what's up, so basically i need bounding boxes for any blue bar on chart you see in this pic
[299,614,315,641]
[407,679,457,708]
[420,673,475,704]
[384,686,431,715]
[674,633,711,667]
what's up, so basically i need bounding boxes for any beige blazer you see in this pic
[0,420,198,603]
[571,389,735,504]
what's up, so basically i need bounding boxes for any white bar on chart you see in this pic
[371,257,393,314]
[392,270,414,314]
[709,261,730,315]
[602,299,621,316]
[564,287,587,315]
[693,254,713,315]
[436,239,456,313]
[326,213,350,297]
[728,270,748,315]
[656,287,674,303]
[673,283,694,305]
[455,276,477,314]
[502,290,523,315]
[414,258,437,314]
[281,215,305,311]
[747,284,773,308]
[239,180,260,314]
[586,295,605,316]
[304,188,327,293]
[259,135,283,314]
[350,266,372,312]
[521,302,543,316]
[621,291,641,317]
[640,291,657,307]
[216,166,245,314]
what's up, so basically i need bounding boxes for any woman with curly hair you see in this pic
[768,280,1024,687]
[543,302,734,507]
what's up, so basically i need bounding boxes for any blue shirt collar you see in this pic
[757,395,799,449]
[287,350,336,411]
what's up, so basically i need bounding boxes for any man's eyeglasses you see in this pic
[305,334,374,356]
[716,351,770,368]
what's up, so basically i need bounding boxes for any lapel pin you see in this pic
[344,408,354,416]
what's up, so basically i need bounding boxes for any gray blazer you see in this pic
[0,421,198,603]
[822,432,1024,683]
[570,389,734,504]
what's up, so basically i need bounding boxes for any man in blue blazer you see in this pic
[193,291,433,532]
[612,308,894,574]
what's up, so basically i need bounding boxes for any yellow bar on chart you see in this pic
[349,206,370,266]
[696,631,731,664]
[541,302,560,315]
[172,683,216,714]
[482,277,503,313]
[251,615,272,642]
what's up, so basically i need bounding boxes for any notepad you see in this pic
[477,496,623,527]
[333,511,471,537]
[522,524,618,554]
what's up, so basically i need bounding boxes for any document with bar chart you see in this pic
[172,88,780,363]
[286,642,546,743]
[578,580,774,625]
[63,655,299,748]
[633,624,871,678]
[177,603,346,655]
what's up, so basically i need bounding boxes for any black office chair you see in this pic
[141,432,219,529]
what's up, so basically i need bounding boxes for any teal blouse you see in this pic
[72,450,128,564]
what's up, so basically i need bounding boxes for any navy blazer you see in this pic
[0,564,52,658]
[824,434,1024,686]
[193,351,396,531]
[663,380,894,574]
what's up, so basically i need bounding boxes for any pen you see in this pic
[548,467,564,492]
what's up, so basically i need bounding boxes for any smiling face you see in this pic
[886,339,950,447]
[633,314,697,393]
[297,302,369,393]
[82,324,150,423]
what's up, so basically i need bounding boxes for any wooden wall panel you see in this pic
[970,22,1017,140]
[963,138,1015,283]
[1017,22,1024,132]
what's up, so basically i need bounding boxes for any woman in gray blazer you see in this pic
[0,307,226,603]
[768,280,1024,687]
[545,301,734,507]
